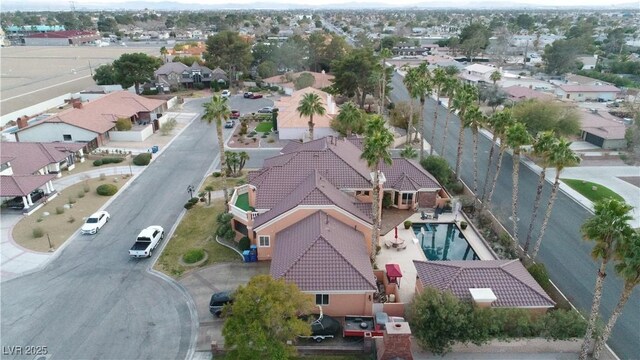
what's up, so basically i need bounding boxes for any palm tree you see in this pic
[297,92,326,141]
[490,70,502,85]
[579,199,634,360]
[593,230,640,359]
[403,66,422,146]
[464,105,486,196]
[334,101,364,136]
[202,95,231,210]
[379,48,393,115]
[452,84,478,181]
[415,63,432,161]
[480,110,514,209]
[430,68,447,156]
[485,110,515,209]
[361,115,394,262]
[523,131,557,254]
[504,122,532,247]
[440,77,460,157]
[531,138,581,259]
[400,145,418,159]
[160,46,168,62]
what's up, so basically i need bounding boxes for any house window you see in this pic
[259,235,270,247]
[356,190,370,196]
[63,134,72,141]
[401,193,413,205]
[315,294,329,305]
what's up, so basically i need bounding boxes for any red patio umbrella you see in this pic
[385,263,403,288]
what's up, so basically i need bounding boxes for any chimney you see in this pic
[17,116,29,129]
[376,322,413,360]
[469,288,497,309]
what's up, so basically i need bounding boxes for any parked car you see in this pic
[299,308,341,343]
[129,226,164,258]
[224,119,235,128]
[4,189,45,210]
[81,211,111,235]
[209,291,234,317]
[250,93,263,99]
[257,107,273,114]
[243,92,253,98]
[230,110,240,119]
[221,90,230,98]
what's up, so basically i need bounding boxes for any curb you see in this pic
[215,235,244,261]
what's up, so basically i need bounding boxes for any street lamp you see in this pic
[187,185,195,199]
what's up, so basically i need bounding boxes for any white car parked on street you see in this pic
[221,90,231,98]
[81,211,110,235]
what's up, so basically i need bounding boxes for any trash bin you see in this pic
[242,250,250,262]
[151,145,159,154]
[249,245,258,262]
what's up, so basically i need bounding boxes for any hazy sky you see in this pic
[19,0,640,6]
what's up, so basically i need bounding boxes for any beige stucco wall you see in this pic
[311,292,374,317]
[254,208,372,260]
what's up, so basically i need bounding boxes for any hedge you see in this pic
[96,184,118,196]
[239,237,250,251]
[133,153,152,166]
[93,157,125,167]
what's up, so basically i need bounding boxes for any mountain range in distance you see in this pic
[4,0,640,11]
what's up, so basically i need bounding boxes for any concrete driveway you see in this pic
[180,262,270,353]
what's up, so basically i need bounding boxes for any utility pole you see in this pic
[522,39,529,70]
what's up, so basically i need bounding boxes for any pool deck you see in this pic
[376,210,495,306]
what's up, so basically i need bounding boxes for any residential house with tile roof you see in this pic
[413,260,555,314]
[555,84,621,102]
[15,91,167,149]
[154,62,223,89]
[263,71,335,96]
[273,87,339,141]
[228,136,446,315]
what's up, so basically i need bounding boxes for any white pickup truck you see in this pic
[129,226,164,258]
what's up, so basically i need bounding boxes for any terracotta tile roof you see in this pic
[19,91,165,134]
[580,111,627,140]
[558,85,621,93]
[253,170,371,229]
[271,211,377,292]
[503,86,554,101]
[1,174,57,197]
[381,158,441,192]
[413,260,555,308]
[1,142,85,175]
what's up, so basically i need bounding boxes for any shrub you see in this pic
[32,227,44,238]
[160,118,178,135]
[115,118,132,131]
[77,190,85,198]
[68,196,76,204]
[93,159,103,166]
[68,216,76,223]
[460,221,468,230]
[36,217,44,223]
[133,153,152,166]
[83,183,90,193]
[96,184,118,196]
[527,263,551,290]
[101,157,124,164]
[450,181,464,194]
[188,197,199,204]
[404,220,412,229]
[238,237,251,251]
[183,249,205,264]
[212,172,221,177]
[142,89,160,95]
[56,206,65,214]
[421,156,453,187]
[382,192,393,208]
[193,83,205,90]
[184,202,195,209]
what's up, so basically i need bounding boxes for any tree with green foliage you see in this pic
[297,93,326,141]
[294,72,315,90]
[93,64,118,85]
[225,151,250,177]
[579,199,635,360]
[276,35,309,73]
[505,122,533,247]
[420,156,453,187]
[452,84,478,180]
[222,275,315,360]
[459,23,491,61]
[400,145,418,159]
[430,68,448,156]
[542,39,581,75]
[204,31,253,75]
[202,96,231,210]
[532,138,581,259]
[172,55,201,66]
[331,101,366,136]
[481,110,515,209]
[361,116,394,262]
[464,106,487,196]
[257,60,277,79]
[112,53,163,94]
[389,101,420,135]
[440,76,460,157]
[512,99,580,137]
[331,47,379,109]
[379,47,393,115]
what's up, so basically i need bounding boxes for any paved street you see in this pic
[390,72,638,360]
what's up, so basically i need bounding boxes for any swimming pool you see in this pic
[412,223,479,261]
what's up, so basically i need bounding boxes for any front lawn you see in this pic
[154,199,240,278]
[202,171,248,192]
[561,178,625,203]
[255,121,273,133]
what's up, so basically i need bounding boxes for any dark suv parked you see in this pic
[5,189,45,210]
[209,291,233,317]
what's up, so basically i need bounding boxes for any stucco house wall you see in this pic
[310,292,374,317]
[16,123,98,144]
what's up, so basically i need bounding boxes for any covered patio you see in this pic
[1,174,58,214]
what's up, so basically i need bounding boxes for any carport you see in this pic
[0,174,57,211]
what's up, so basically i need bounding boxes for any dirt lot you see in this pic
[12,175,130,252]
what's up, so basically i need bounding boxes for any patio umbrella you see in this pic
[385,263,403,288]
[394,226,398,239]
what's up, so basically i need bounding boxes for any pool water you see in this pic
[412,223,479,261]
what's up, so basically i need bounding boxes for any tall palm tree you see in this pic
[403,66,422,146]
[504,122,532,247]
[415,63,432,161]
[440,77,460,157]
[430,68,447,156]
[379,48,393,115]
[297,92,326,141]
[579,199,634,360]
[202,95,231,210]
[452,84,477,181]
[593,230,640,359]
[490,70,502,85]
[361,115,394,262]
[334,101,365,136]
[523,131,557,254]
[464,105,486,196]
[485,110,515,209]
[480,110,513,208]
[531,138,581,259]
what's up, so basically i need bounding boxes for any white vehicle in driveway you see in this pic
[81,211,110,234]
[221,90,231,98]
[129,226,164,258]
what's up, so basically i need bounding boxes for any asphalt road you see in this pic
[390,72,638,360]
[0,94,277,359]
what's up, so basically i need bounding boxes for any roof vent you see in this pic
[469,288,497,308]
